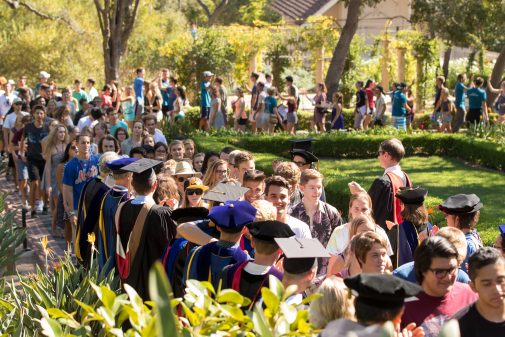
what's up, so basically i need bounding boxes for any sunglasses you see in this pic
[186,188,203,196]
[177,177,187,183]
[429,267,457,279]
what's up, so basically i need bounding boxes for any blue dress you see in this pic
[330,107,345,130]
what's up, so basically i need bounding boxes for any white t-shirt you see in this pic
[286,215,312,239]
[0,93,17,125]
[257,92,267,114]
[153,128,167,144]
[326,222,393,256]
[77,116,92,130]
[3,111,29,130]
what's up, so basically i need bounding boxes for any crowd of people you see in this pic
[0,70,504,337]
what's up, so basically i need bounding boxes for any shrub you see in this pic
[0,193,26,276]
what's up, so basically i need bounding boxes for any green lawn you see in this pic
[319,156,505,244]
[195,137,504,245]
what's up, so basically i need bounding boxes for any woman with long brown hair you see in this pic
[43,124,69,234]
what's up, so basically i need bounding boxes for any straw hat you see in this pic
[174,161,202,177]
[186,177,208,191]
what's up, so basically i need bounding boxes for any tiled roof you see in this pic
[270,0,334,24]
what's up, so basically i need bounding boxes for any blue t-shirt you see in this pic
[467,87,486,110]
[133,77,144,105]
[392,90,407,117]
[454,82,467,109]
[264,96,277,114]
[200,81,211,108]
[110,120,129,136]
[160,79,176,110]
[63,156,100,210]
[393,261,470,284]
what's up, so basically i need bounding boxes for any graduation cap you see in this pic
[290,139,318,164]
[275,237,330,274]
[204,182,249,203]
[106,157,139,174]
[246,220,295,243]
[171,207,209,224]
[396,187,428,205]
[121,158,163,180]
[208,200,257,230]
[438,193,483,215]
[344,274,422,309]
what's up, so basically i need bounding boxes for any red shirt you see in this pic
[366,88,375,109]
[401,282,478,337]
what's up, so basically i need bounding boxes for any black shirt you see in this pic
[23,122,49,161]
[455,303,505,337]
[356,89,366,108]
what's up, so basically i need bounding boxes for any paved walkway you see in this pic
[1,175,67,278]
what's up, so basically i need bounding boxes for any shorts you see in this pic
[27,156,45,181]
[17,159,29,181]
[200,106,210,119]
[466,108,482,125]
[286,111,298,124]
[237,118,248,126]
[255,112,269,129]
[161,105,171,116]
[441,112,453,124]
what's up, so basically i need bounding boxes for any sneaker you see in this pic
[42,206,48,215]
[36,200,43,213]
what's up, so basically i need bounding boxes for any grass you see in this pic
[194,137,504,245]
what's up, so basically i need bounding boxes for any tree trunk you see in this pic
[325,0,363,99]
[488,44,505,106]
[442,47,451,79]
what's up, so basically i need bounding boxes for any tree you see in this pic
[195,0,229,25]
[324,0,382,98]
[94,0,141,82]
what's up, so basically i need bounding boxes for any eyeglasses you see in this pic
[428,267,457,279]
[216,169,228,175]
[186,188,203,196]
[293,161,307,167]
[177,177,187,183]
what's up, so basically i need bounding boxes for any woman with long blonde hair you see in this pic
[43,124,69,234]
[202,159,229,189]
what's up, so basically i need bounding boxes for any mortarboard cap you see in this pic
[276,237,330,274]
[438,193,483,215]
[246,220,295,243]
[106,157,139,174]
[396,187,428,205]
[208,200,256,230]
[171,207,209,224]
[290,138,318,163]
[344,273,422,309]
[204,182,249,203]
[121,158,163,179]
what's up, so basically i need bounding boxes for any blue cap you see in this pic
[106,157,139,173]
[499,224,505,238]
[208,200,257,230]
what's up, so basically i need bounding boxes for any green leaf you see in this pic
[268,275,284,298]
[251,305,274,337]
[39,317,63,337]
[280,302,297,324]
[216,289,246,305]
[148,262,179,337]
[260,287,279,313]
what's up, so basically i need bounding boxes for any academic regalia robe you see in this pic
[221,261,282,309]
[239,235,255,258]
[117,200,176,300]
[368,172,411,267]
[76,177,110,265]
[161,219,220,297]
[392,220,433,268]
[183,241,250,290]
[97,186,131,273]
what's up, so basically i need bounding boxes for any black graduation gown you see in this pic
[368,173,411,269]
[118,201,176,300]
[221,262,283,309]
[76,177,110,266]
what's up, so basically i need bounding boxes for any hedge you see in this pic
[200,133,505,171]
